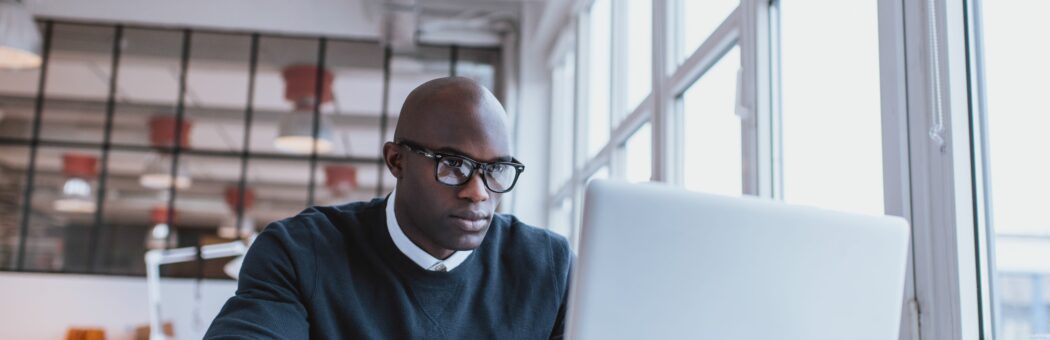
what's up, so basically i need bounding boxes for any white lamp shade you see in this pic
[274,112,334,154]
[140,154,192,189]
[53,177,96,213]
[145,223,178,250]
[0,1,42,69]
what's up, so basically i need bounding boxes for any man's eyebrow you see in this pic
[432,146,514,162]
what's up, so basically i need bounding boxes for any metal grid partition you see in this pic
[0,19,501,278]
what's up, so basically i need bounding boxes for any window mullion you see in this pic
[896,0,982,338]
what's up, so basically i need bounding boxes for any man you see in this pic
[205,77,573,339]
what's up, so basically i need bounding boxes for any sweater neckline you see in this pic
[367,198,480,285]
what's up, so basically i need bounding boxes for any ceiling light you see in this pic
[324,165,358,202]
[140,154,192,190]
[146,206,177,250]
[53,153,97,213]
[218,186,256,239]
[0,1,42,69]
[141,115,193,189]
[276,65,335,155]
[274,108,334,154]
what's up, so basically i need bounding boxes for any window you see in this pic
[549,52,576,193]
[975,0,1050,337]
[621,0,651,115]
[777,0,884,215]
[623,122,652,183]
[674,0,738,63]
[549,198,573,240]
[0,21,499,278]
[585,0,611,159]
[680,46,742,196]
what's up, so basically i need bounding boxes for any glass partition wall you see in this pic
[0,21,501,278]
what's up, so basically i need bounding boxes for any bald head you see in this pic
[393,77,510,155]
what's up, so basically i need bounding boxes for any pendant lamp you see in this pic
[218,186,256,239]
[0,0,42,69]
[53,153,97,213]
[140,115,193,190]
[146,206,177,250]
[275,65,335,154]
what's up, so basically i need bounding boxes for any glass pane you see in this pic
[85,221,148,276]
[780,0,883,215]
[99,150,181,275]
[184,32,252,152]
[0,146,30,270]
[680,46,741,196]
[37,24,115,144]
[456,47,500,96]
[246,157,310,226]
[163,228,244,279]
[624,122,652,183]
[586,0,611,158]
[386,46,452,142]
[623,0,651,115]
[0,22,43,141]
[981,0,1050,337]
[172,154,242,232]
[549,53,575,192]
[24,146,103,272]
[249,36,321,155]
[326,40,385,159]
[313,161,381,206]
[549,198,573,241]
[676,0,738,63]
[110,28,186,148]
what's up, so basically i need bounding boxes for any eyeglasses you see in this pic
[396,139,525,193]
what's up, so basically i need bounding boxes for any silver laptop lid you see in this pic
[566,180,910,340]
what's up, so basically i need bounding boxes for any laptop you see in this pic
[565,180,910,340]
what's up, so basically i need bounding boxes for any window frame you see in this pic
[541,0,994,338]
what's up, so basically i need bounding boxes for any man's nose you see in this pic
[458,172,490,203]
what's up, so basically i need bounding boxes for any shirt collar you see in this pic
[385,189,472,272]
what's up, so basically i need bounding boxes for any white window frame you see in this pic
[540,0,991,338]
[878,0,983,338]
[549,0,756,257]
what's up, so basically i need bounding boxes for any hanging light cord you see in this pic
[926,0,946,148]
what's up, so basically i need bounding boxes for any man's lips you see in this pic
[450,213,489,232]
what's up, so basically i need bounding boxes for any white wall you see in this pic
[0,272,237,340]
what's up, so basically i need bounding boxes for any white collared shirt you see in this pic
[385,189,472,272]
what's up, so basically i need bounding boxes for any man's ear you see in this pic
[383,142,403,179]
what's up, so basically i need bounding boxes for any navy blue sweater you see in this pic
[204,197,573,339]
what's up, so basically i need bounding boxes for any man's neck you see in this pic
[393,200,455,260]
[398,222,455,260]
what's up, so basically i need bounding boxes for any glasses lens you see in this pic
[484,163,518,192]
[436,156,472,185]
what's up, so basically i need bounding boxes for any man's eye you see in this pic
[488,164,506,174]
[443,158,464,167]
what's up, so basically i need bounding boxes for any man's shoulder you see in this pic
[261,198,386,243]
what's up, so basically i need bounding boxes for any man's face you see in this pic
[395,137,509,251]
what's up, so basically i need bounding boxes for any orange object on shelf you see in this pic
[65,327,105,340]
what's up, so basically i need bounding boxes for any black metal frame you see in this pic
[1,19,486,278]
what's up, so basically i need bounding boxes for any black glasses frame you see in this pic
[395,139,525,193]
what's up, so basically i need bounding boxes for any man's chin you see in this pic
[445,232,487,251]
